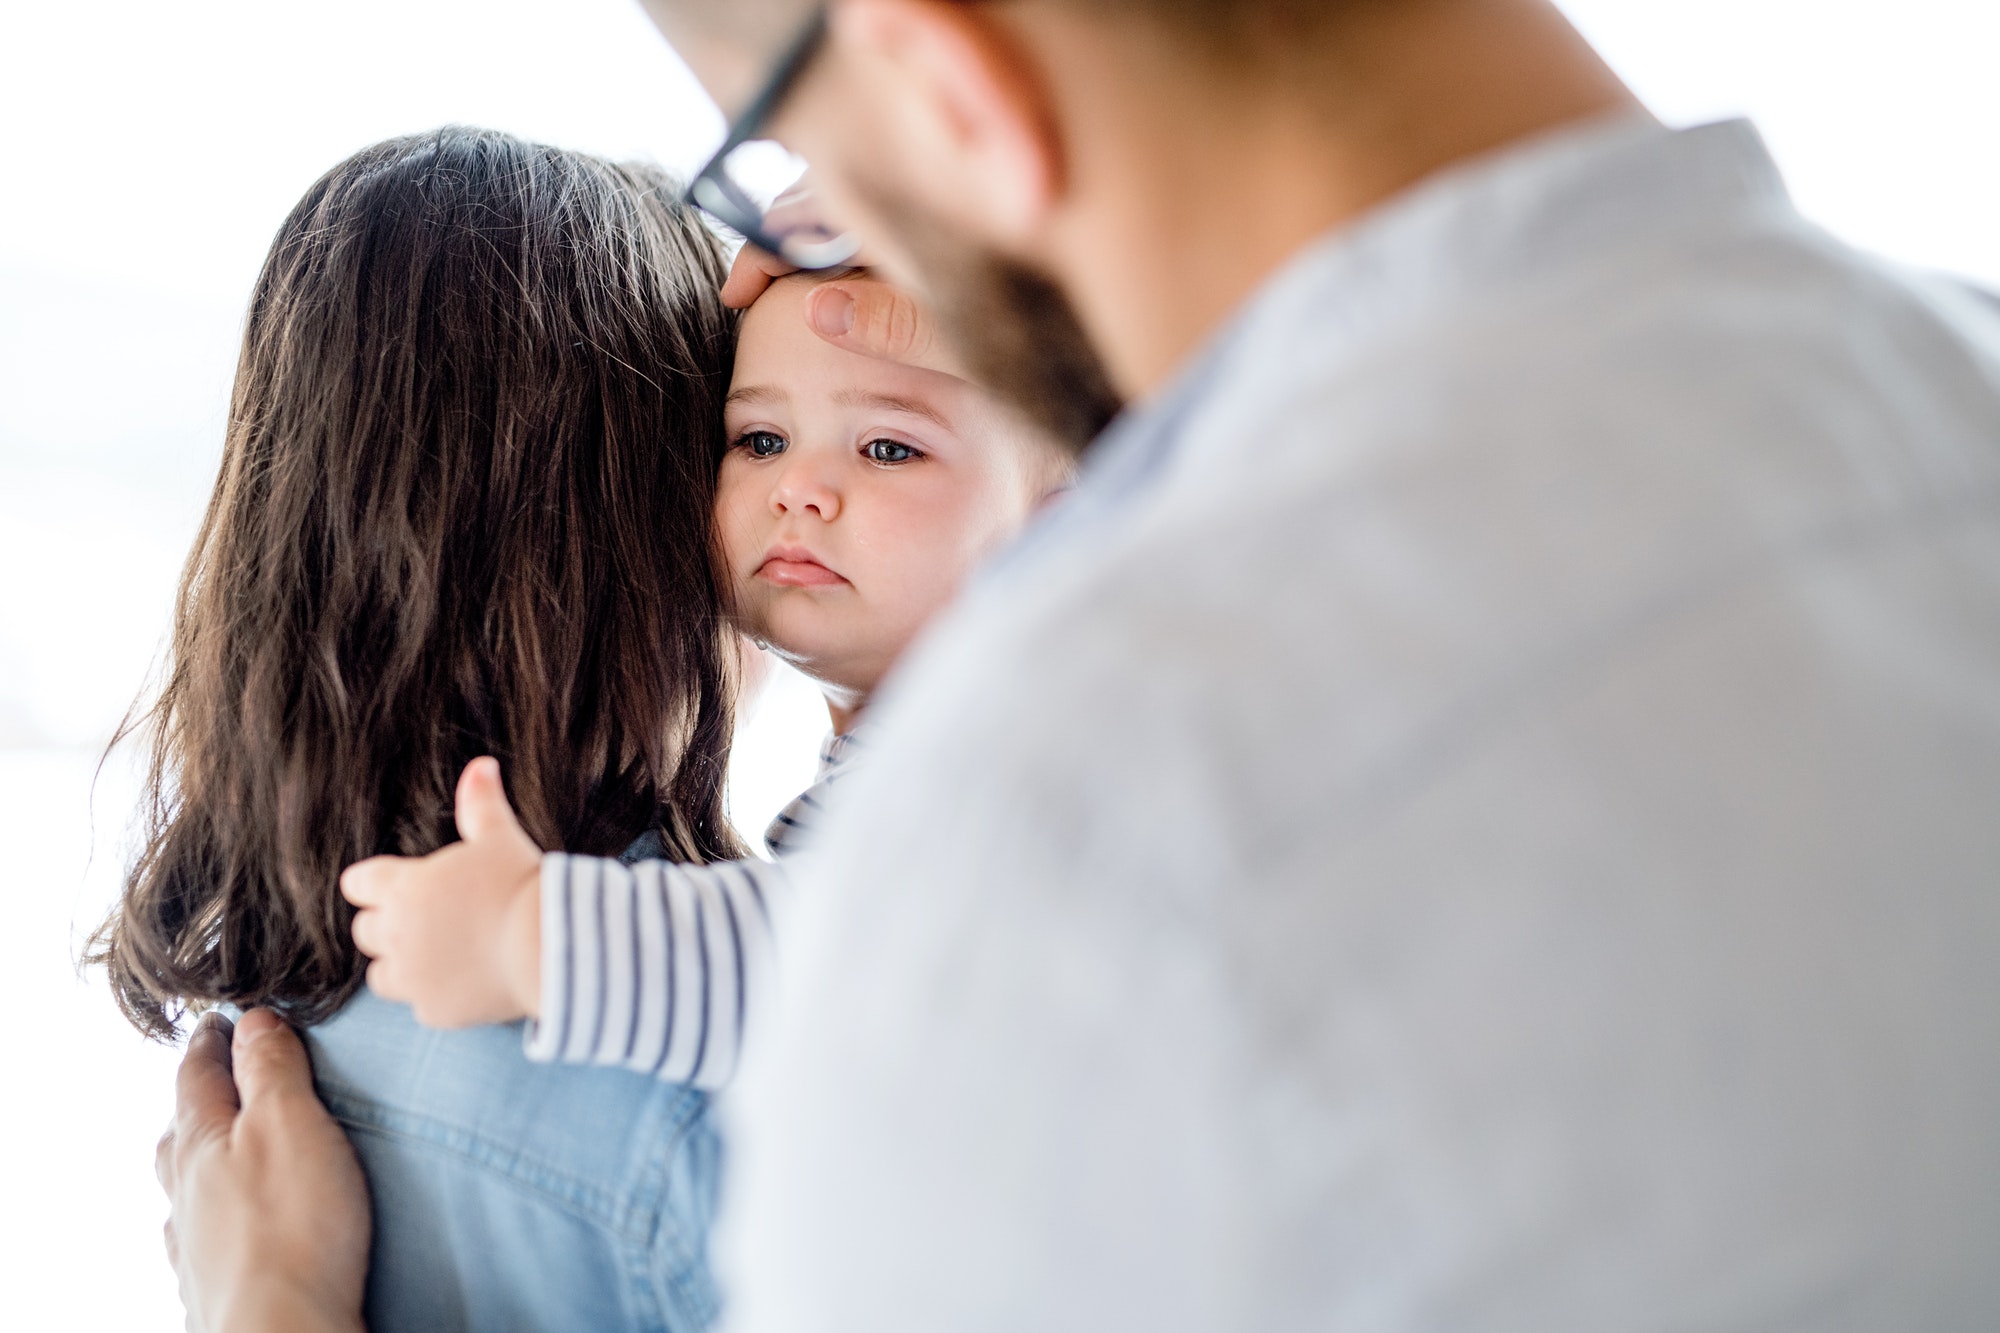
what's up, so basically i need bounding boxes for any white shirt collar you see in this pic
[1047,115,1793,540]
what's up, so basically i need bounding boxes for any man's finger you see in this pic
[364,958,404,1001]
[721,245,798,310]
[807,281,966,378]
[349,907,383,960]
[455,757,529,845]
[339,858,391,907]
[229,1009,317,1113]
[173,1010,239,1150]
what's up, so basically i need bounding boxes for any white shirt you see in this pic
[719,115,2000,1330]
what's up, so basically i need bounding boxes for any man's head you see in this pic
[649,0,1631,424]
[717,273,1070,712]
[647,0,1397,94]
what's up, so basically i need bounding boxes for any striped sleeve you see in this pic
[523,852,789,1090]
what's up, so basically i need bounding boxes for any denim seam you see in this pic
[620,1084,721,1330]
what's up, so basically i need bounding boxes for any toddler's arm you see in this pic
[342,758,793,1092]
[527,852,791,1090]
[538,731,858,1086]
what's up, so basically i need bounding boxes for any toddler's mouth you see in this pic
[756,545,848,589]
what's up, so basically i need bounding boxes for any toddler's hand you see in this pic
[340,758,543,1029]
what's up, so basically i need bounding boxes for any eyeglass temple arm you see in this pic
[714,5,832,160]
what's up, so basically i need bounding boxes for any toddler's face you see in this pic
[717,276,1051,704]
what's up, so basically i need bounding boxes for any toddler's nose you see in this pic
[769,454,842,521]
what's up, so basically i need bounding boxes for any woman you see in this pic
[92,126,740,1331]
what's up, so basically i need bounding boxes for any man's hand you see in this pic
[720,245,966,379]
[341,757,543,1028]
[158,1009,369,1333]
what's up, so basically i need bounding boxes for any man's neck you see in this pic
[1023,0,1643,401]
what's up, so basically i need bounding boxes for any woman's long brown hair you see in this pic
[90,127,744,1041]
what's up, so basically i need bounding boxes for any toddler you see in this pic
[342,272,1068,1088]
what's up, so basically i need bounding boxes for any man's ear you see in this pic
[830,0,1062,245]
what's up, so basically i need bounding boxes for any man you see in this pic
[161,0,2000,1328]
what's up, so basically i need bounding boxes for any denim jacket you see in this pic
[305,988,722,1332]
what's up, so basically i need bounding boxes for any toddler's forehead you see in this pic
[744,270,821,318]
[737,275,859,370]
[734,276,965,412]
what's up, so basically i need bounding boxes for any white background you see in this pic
[0,1,1994,1326]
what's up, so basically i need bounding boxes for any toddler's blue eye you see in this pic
[864,439,919,464]
[740,431,787,458]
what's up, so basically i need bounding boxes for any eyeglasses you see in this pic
[684,5,861,271]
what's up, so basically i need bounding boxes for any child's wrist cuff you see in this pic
[520,853,574,1064]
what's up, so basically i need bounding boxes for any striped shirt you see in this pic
[522,730,864,1089]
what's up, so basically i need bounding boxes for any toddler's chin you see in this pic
[754,613,847,670]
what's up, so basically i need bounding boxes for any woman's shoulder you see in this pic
[305,990,712,1226]
[305,992,722,1332]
